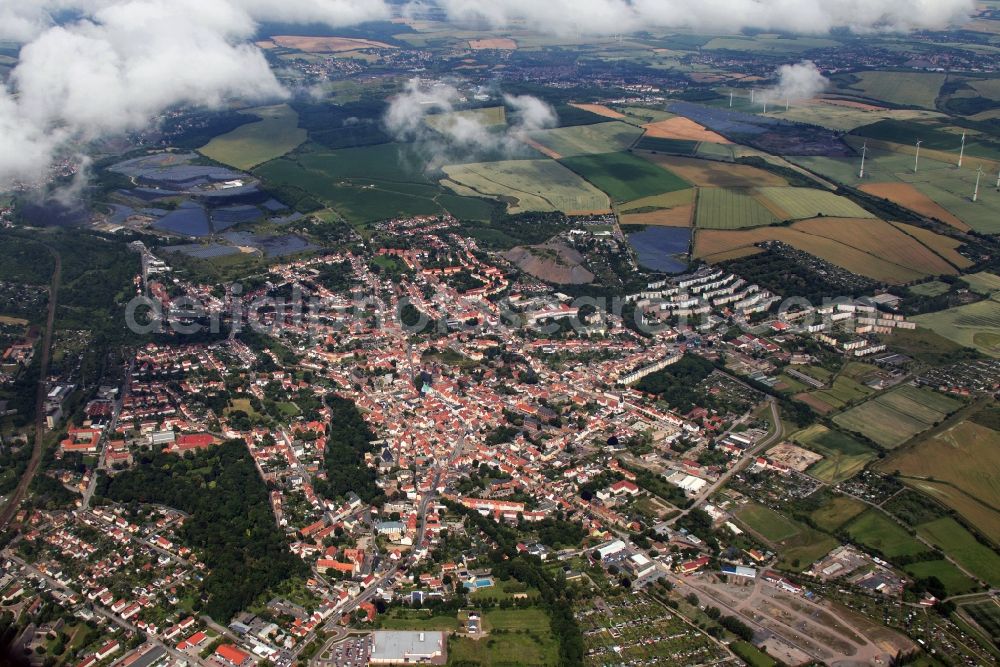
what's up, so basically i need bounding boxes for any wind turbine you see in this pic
[995,167,1000,190]
[914,140,922,173]
[973,165,983,202]
[762,101,767,115]
[958,132,966,168]
[750,89,755,104]
[859,141,868,179]
[784,97,789,112]
[729,91,734,108]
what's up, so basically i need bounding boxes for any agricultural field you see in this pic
[810,495,868,532]
[441,159,611,214]
[559,151,689,202]
[835,71,947,109]
[961,271,1000,295]
[844,510,929,559]
[800,375,877,414]
[889,222,973,269]
[859,183,969,231]
[773,101,943,132]
[642,116,730,143]
[754,187,875,221]
[567,103,626,120]
[913,294,1000,358]
[425,106,506,132]
[262,35,395,52]
[792,425,878,484]
[638,154,787,187]
[917,517,1000,586]
[619,188,695,214]
[735,502,837,569]
[790,217,958,277]
[882,420,1000,543]
[833,385,963,449]
[524,121,643,158]
[702,34,840,53]
[694,188,778,229]
[694,225,934,284]
[255,143,496,224]
[199,104,307,170]
[619,205,694,227]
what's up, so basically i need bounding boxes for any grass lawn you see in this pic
[845,510,929,559]
[378,609,460,631]
[731,641,777,667]
[904,560,978,596]
[811,496,868,533]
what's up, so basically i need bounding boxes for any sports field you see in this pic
[792,424,877,484]
[200,104,307,170]
[833,385,963,449]
[441,159,611,214]
[524,121,643,158]
[638,154,788,187]
[755,187,875,220]
[837,71,947,109]
[694,188,778,229]
[917,517,1000,586]
[559,151,688,202]
[883,420,1000,542]
[913,294,1000,358]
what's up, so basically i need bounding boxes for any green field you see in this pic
[792,425,877,483]
[695,188,778,229]
[200,104,307,170]
[731,641,777,667]
[756,187,875,220]
[559,151,689,202]
[703,35,840,53]
[448,607,558,665]
[525,121,643,157]
[833,385,963,449]
[910,281,951,297]
[377,609,461,631]
[441,159,610,213]
[736,503,802,542]
[918,517,1000,586]
[634,136,699,154]
[837,71,947,109]
[913,295,1000,358]
[806,375,877,412]
[254,143,496,223]
[845,510,929,559]
[962,272,1000,295]
[904,560,978,596]
[811,495,868,532]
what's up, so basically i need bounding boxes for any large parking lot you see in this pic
[319,634,372,667]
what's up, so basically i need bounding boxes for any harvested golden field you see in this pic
[638,154,787,188]
[793,217,958,277]
[890,222,974,269]
[642,117,731,143]
[694,226,930,283]
[619,189,695,213]
[520,137,562,160]
[266,36,395,52]
[860,182,970,231]
[699,246,764,263]
[568,103,625,120]
[620,205,694,227]
[469,38,518,50]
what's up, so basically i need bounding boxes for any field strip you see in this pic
[793,228,939,278]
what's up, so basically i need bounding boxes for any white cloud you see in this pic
[434,0,974,35]
[758,60,829,106]
[383,78,557,170]
[0,0,391,186]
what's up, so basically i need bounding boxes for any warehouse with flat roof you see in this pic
[370,631,445,664]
